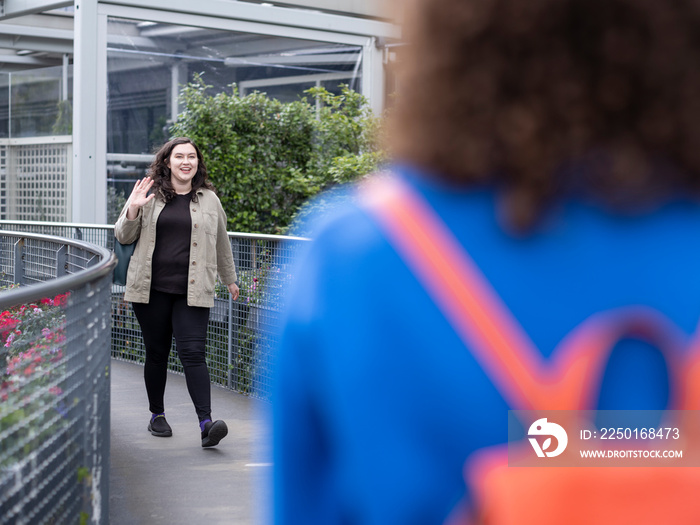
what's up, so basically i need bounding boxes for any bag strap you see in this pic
[359,175,687,411]
[680,331,700,410]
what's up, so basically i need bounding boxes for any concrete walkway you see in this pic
[109,359,271,525]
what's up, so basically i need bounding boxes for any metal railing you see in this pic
[0,230,116,525]
[0,220,310,401]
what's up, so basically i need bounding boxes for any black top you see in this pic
[151,193,192,294]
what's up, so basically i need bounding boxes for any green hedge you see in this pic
[170,76,385,235]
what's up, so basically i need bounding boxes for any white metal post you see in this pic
[170,61,187,123]
[62,53,68,101]
[73,0,107,223]
[362,37,386,115]
[96,12,108,222]
[7,71,11,138]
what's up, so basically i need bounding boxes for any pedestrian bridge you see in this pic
[0,225,285,524]
[110,359,270,524]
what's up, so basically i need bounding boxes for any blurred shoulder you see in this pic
[297,183,390,262]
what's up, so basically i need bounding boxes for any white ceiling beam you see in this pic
[2,11,73,30]
[99,4,370,46]
[137,24,205,38]
[0,35,72,53]
[239,70,355,91]
[99,0,399,40]
[224,53,360,66]
[106,48,361,71]
[0,53,60,65]
[0,21,72,40]
[260,0,393,20]
[0,0,72,21]
[0,22,162,50]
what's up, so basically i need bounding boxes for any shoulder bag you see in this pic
[113,238,136,286]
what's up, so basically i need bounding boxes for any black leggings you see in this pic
[132,290,212,422]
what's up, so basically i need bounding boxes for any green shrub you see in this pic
[170,76,385,234]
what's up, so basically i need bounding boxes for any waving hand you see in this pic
[126,178,155,220]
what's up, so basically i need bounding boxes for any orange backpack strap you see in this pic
[678,326,700,410]
[360,175,546,410]
[361,174,700,525]
[359,174,687,411]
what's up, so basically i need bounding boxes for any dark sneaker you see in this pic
[148,414,173,437]
[201,420,228,448]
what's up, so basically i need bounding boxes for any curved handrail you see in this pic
[0,230,117,310]
[0,220,312,242]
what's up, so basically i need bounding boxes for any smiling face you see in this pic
[167,143,199,194]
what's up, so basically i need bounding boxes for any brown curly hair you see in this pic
[390,0,700,229]
[148,137,214,203]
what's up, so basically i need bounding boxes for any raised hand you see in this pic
[126,178,155,219]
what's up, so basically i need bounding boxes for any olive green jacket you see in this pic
[114,188,237,307]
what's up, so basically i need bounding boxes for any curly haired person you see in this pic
[273,0,700,523]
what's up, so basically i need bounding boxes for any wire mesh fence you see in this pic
[0,221,309,401]
[0,231,115,525]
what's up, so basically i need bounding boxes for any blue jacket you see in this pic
[272,165,700,524]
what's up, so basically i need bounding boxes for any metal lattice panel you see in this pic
[7,142,71,222]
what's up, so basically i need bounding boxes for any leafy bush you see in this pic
[52,100,72,135]
[107,186,127,225]
[170,76,385,234]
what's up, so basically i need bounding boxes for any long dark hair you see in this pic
[390,0,700,230]
[148,137,214,203]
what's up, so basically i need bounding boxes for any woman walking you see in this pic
[115,136,240,448]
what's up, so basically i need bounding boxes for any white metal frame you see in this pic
[73,0,107,223]
[0,1,72,20]
[238,71,359,97]
[99,0,399,39]
[0,134,71,145]
[1,0,399,223]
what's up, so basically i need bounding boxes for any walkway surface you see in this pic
[109,359,271,525]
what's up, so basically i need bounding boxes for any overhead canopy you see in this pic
[0,0,399,223]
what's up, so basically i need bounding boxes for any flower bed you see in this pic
[0,288,69,468]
